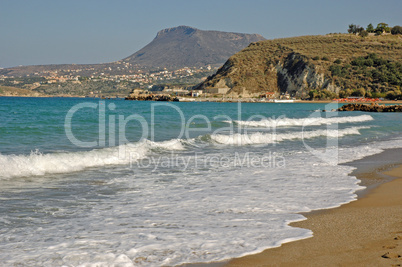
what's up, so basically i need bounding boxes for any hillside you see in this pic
[0,86,45,97]
[196,34,402,99]
[0,62,117,78]
[123,25,265,69]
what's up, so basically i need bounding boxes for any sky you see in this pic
[0,0,401,68]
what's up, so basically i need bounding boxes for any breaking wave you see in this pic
[211,127,369,146]
[0,139,186,179]
[225,115,374,128]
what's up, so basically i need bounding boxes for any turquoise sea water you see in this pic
[0,97,401,266]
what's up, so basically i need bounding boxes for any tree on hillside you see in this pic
[348,24,364,34]
[308,89,336,100]
[375,23,390,35]
[339,89,352,98]
[351,88,366,97]
[366,23,375,33]
[348,24,356,34]
[391,25,402,35]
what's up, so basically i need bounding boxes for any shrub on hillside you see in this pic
[371,91,386,98]
[339,89,352,98]
[385,90,402,100]
[359,30,369,37]
[308,89,336,100]
[391,26,402,35]
[351,88,366,97]
[329,64,350,78]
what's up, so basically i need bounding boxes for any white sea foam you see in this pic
[0,139,185,179]
[337,137,402,164]
[211,127,368,146]
[226,114,374,128]
[2,137,401,266]
[1,95,401,267]
[0,149,365,267]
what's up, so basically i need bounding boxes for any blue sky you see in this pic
[0,0,401,68]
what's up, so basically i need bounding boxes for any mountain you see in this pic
[122,25,265,69]
[196,34,402,99]
[0,26,265,77]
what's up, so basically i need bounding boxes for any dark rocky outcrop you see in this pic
[125,94,179,102]
[338,103,402,112]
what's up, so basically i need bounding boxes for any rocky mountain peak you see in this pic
[123,26,266,69]
[156,25,198,37]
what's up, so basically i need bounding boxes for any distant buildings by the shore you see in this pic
[0,65,214,86]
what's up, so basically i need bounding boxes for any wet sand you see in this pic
[227,150,402,266]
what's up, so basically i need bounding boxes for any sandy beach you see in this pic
[227,150,402,266]
[180,98,402,104]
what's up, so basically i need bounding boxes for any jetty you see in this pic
[338,103,402,112]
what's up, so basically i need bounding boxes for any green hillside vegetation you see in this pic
[34,80,135,97]
[0,86,45,97]
[197,33,402,99]
[254,34,401,68]
[330,53,402,99]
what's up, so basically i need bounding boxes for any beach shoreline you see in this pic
[2,95,402,105]
[181,148,402,267]
[225,148,402,266]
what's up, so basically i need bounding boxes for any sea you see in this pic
[0,97,401,266]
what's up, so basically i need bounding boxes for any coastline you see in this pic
[2,94,402,105]
[226,148,402,266]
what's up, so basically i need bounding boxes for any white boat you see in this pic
[273,99,295,103]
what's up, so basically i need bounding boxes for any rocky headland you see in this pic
[338,103,402,112]
[196,34,402,100]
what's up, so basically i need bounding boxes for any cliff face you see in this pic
[275,52,336,98]
[196,43,337,98]
[196,34,402,98]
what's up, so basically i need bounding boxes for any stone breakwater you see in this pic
[125,95,179,101]
[338,103,402,112]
